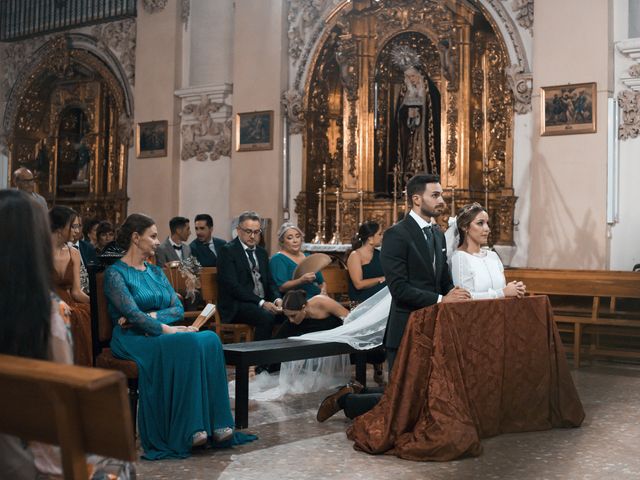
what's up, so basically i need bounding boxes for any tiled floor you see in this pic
[135,362,640,480]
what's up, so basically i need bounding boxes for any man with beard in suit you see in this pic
[316,173,470,422]
[189,213,227,267]
[217,211,283,342]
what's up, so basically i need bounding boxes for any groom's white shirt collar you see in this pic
[409,209,433,229]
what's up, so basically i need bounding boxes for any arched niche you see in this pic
[5,34,132,225]
[295,0,518,247]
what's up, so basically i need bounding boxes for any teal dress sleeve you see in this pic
[104,266,165,336]
[269,253,291,291]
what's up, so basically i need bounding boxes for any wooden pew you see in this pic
[200,267,254,343]
[504,268,640,366]
[0,354,136,480]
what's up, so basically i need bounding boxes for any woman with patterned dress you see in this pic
[104,213,255,460]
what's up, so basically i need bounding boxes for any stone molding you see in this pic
[175,83,233,161]
[142,0,168,14]
[616,38,640,140]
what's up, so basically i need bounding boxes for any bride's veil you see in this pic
[293,286,391,349]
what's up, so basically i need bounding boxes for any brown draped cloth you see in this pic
[347,295,585,461]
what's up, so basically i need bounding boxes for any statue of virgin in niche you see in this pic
[391,46,439,179]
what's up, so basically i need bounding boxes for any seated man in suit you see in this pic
[155,216,193,266]
[70,216,98,267]
[217,211,283,341]
[189,213,227,267]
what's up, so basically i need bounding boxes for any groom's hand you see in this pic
[442,287,471,303]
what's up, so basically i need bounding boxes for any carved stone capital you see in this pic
[505,64,532,114]
[617,90,640,140]
[175,84,233,161]
[281,89,306,134]
[142,0,168,14]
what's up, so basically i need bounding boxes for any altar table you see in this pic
[347,295,585,461]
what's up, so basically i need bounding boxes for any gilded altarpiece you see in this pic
[295,0,517,246]
[6,37,130,224]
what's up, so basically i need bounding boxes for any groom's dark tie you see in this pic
[422,225,435,264]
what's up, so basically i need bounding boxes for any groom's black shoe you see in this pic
[316,380,364,422]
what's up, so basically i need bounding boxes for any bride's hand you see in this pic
[504,281,526,298]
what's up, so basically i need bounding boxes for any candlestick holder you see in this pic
[329,189,342,245]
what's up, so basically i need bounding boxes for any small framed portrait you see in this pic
[541,82,597,136]
[136,120,168,158]
[236,110,274,152]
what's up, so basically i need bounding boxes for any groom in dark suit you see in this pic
[381,173,470,370]
[316,174,470,422]
[217,211,283,341]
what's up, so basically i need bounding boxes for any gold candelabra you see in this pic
[329,188,342,244]
[312,164,328,243]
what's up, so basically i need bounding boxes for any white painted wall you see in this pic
[528,0,613,269]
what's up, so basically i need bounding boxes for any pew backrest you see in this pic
[0,354,136,480]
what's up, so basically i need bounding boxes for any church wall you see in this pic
[230,0,287,250]
[129,2,184,239]
[177,0,234,241]
[611,0,640,270]
[528,0,613,269]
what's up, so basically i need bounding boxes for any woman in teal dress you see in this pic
[270,222,326,300]
[104,214,254,460]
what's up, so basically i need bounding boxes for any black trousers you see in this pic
[342,347,397,419]
[231,301,282,341]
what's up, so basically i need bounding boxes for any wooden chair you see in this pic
[163,262,199,321]
[322,266,352,306]
[88,265,139,437]
[0,354,136,480]
[200,267,254,343]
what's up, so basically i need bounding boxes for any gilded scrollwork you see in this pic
[281,89,306,134]
[617,90,640,140]
[375,0,454,37]
[486,41,512,190]
[446,94,458,174]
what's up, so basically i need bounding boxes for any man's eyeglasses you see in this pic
[17,178,35,183]
[71,224,82,230]
[238,228,262,236]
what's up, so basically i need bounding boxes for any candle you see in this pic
[358,190,364,225]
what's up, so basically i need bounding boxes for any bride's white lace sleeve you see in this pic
[451,252,504,299]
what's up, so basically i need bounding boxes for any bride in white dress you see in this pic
[449,202,526,299]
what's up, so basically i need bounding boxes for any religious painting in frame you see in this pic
[136,120,168,158]
[236,110,274,151]
[541,82,597,136]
